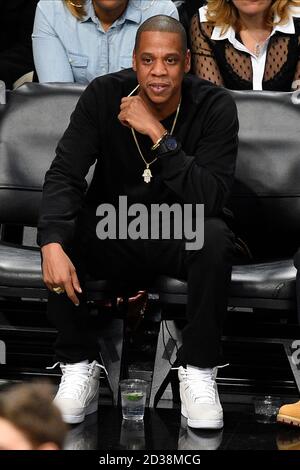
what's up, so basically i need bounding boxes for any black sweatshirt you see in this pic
[37,69,238,249]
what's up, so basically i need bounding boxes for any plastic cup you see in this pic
[253,395,281,423]
[120,379,147,421]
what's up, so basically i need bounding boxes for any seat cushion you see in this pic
[1,243,296,301]
[157,259,296,301]
[0,242,108,292]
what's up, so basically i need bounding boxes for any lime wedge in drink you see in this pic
[125,392,144,401]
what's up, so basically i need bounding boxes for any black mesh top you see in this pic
[190,12,300,91]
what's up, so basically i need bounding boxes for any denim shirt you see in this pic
[32,0,179,83]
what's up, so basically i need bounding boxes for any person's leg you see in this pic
[46,205,149,363]
[45,208,147,423]
[179,218,236,429]
[146,217,236,367]
[45,208,100,364]
[47,285,97,364]
[178,217,236,368]
[146,218,236,429]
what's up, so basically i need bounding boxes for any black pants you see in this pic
[46,209,236,368]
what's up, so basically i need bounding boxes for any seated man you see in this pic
[38,15,239,429]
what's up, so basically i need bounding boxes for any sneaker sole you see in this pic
[277,414,300,427]
[62,398,99,425]
[181,405,224,430]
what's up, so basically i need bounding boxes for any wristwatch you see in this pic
[151,133,180,158]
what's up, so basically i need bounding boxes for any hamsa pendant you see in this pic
[142,167,152,183]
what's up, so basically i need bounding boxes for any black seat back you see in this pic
[1,84,300,260]
[228,90,300,259]
[0,83,85,227]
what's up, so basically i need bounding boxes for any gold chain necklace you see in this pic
[128,84,181,183]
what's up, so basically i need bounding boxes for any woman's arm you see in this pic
[32,3,74,83]
[291,36,300,90]
[190,13,224,86]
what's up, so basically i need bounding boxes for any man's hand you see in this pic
[118,96,166,144]
[41,243,82,306]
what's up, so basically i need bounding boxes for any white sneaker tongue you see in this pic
[187,365,210,372]
[187,365,213,378]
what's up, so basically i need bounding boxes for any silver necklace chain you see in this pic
[240,27,271,57]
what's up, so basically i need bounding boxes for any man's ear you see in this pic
[133,50,137,71]
[184,49,191,74]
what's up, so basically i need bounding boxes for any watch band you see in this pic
[151,134,180,159]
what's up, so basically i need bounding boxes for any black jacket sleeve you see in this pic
[158,91,239,215]
[37,81,101,248]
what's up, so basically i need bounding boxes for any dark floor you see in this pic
[1,298,300,451]
[63,400,300,451]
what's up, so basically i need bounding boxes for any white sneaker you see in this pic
[178,365,223,429]
[52,360,106,424]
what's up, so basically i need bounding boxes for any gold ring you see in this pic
[53,287,65,295]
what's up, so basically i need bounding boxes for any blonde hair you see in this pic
[205,0,300,33]
[64,0,87,20]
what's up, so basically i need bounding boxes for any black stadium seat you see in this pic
[0,83,112,300]
[1,83,300,408]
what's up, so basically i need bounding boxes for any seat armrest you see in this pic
[294,249,300,269]
[0,80,6,104]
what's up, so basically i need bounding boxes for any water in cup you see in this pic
[121,390,146,420]
[120,379,147,421]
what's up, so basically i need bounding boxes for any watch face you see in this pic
[165,136,177,151]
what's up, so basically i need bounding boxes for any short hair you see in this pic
[135,15,188,54]
[0,382,67,449]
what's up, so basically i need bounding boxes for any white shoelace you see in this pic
[184,368,216,404]
[47,362,107,400]
[173,364,229,405]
